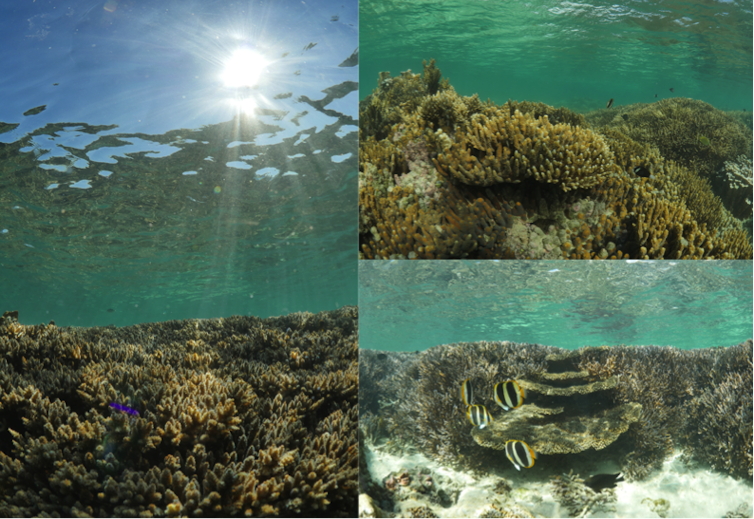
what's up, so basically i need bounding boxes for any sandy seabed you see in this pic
[362,439,753,518]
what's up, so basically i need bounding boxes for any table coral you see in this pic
[0,307,358,517]
[470,362,641,456]
[360,341,753,481]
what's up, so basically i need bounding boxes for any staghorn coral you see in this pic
[359,61,752,259]
[681,341,753,478]
[0,307,358,517]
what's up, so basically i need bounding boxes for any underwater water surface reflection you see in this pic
[358,260,753,351]
[0,0,358,325]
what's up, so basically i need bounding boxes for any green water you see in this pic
[360,0,753,112]
[359,260,753,351]
[0,0,358,327]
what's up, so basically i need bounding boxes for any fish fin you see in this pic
[479,423,486,430]
[502,405,510,411]
[514,464,521,471]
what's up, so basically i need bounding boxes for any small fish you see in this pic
[107,308,115,313]
[460,378,474,406]
[606,98,614,109]
[698,135,711,146]
[633,166,651,178]
[669,87,674,93]
[376,353,387,361]
[494,380,525,411]
[109,402,139,416]
[621,114,629,121]
[584,473,624,492]
[505,440,537,470]
[654,94,657,98]
[466,405,492,428]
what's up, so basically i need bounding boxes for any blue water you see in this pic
[359,260,753,351]
[360,0,752,112]
[0,0,358,326]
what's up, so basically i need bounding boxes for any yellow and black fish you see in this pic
[494,380,525,411]
[606,98,614,109]
[460,378,474,406]
[505,439,537,470]
[467,405,492,428]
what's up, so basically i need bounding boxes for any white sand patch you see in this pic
[365,442,752,518]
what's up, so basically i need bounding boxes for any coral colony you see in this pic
[359,60,752,259]
[359,341,752,516]
[0,308,358,516]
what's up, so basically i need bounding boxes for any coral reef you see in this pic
[359,341,753,481]
[0,307,358,517]
[550,471,617,518]
[713,155,752,225]
[361,342,557,471]
[588,98,753,184]
[359,61,752,259]
[433,108,619,191]
[471,365,642,454]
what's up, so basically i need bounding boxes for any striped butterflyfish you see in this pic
[460,378,474,406]
[494,380,525,411]
[466,405,492,429]
[505,439,537,471]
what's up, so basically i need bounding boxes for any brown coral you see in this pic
[0,307,358,517]
[359,61,752,259]
[434,108,619,191]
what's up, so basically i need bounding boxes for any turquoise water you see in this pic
[0,0,358,326]
[359,0,752,112]
[359,260,753,351]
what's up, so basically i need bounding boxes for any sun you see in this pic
[221,48,269,88]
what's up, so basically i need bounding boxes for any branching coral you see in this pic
[0,307,358,517]
[362,341,753,481]
[434,108,619,191]
[359,61,752,259]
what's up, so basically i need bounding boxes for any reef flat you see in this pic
[359,341,752,517]
[359,60,753,259]
[0,307,358,517]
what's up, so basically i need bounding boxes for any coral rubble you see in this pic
[359,61,752,259]
[0,307,358,517]
[550,470,617,518]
